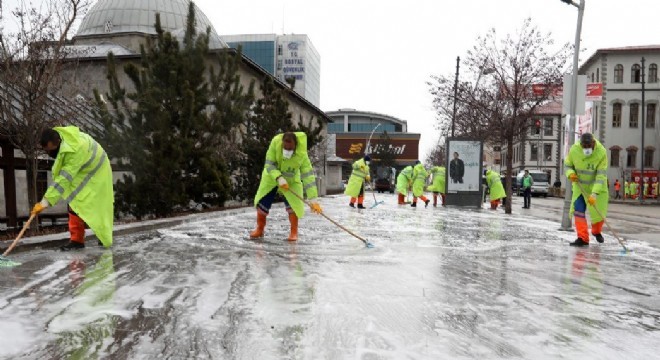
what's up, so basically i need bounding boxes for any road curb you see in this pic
[1,206,253,254]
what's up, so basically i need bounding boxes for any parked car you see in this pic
[374,166,395,193]
[516,170,550,197]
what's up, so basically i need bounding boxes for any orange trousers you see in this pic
[350,195,364,205]
[68,208,86,244]
[490,199,500,209]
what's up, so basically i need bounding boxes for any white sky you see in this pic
[4,0,660,159]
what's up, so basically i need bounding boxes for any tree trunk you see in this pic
[26,155,40,229]
[505,135,514,214]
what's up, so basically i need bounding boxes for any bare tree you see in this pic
[0,0,89,220]
[429,18,571,213]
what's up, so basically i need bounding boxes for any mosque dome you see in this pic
[75,0,227,49]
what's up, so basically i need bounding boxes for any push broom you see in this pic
[288,190,374,248]
[0,213,36,267]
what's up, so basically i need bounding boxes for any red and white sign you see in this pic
[532,82,602,101]
[585,83,603,101]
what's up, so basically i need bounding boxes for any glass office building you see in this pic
[221,34,321,108]
[222,34,276,74]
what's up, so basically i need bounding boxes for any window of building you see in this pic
[544,118,553,136]
[531,118,541,135]
[632,64,642,83]
[277,44,282,55]
[630,103,639,128]
[614,64,623,83]
[644,148,654,167]
[530,144,538,161]
[647,103,656,128]
[591,72,594,82]
[596,68,600,82]
[543,143,552,161]
[650,64,658,83]
[612,103,622,127]
[277,59,282,70]
[610,148,620,167]
[627,148,637,167]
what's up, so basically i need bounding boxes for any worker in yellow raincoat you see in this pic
[565,133,609,247]
[250,132,322,241]
[31,127,114,251]
[427,165,446,207]
[344,155,371,209]
[411,161,430,208]
[485,169,506,210]
[396,165,413,204]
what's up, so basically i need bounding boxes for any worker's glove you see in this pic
[277,176,289,190]
[31,198,50,216]
[309,199,323,214]
[588,193,597,206]
[569,173,579,183]
[366,175,371,182]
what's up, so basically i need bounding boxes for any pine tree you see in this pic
[94,3,250,218]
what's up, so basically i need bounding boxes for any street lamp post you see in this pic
[560,0,586,231]
[641,57,646,204]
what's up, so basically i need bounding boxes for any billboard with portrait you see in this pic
[446,140,482,192]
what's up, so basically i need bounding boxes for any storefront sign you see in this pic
[336,137,419,161]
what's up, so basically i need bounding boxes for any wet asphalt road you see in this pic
[1,193,659,359]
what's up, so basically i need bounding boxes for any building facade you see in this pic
[222,34,321,108]
[326,109,420,173]
[579,46,660,185]
[498,102,563,182]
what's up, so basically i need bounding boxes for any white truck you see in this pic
[516,170,550,197]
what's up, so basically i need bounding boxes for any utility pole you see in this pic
[451,56,460,137]
[641,57,646,204]
[560,0,585,231]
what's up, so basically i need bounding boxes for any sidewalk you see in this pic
[0,206,253,254]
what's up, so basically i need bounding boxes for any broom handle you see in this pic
[2,213,36,257]
[574,181,628,251]
[287,190,370,245]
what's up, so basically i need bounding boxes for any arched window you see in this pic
[644,147,655,167]
[630,103,639,128]
[627,147,638,168]
[591,72,595,82]
[632,64,642,83]
[610,146,621,167]
[614,64,623,83]
[649,64,658,83]
[596,68,600,82]
[612,103,622,127]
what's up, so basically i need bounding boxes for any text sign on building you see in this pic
[282,41,305,81]
[335,138,419,161]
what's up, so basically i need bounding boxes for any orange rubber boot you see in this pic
[441,194,446,206]
[398,194,405,204]
[433,194,438,206]
[69,213,86,244]
[287,213,299,241]
[249,211,267,238]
